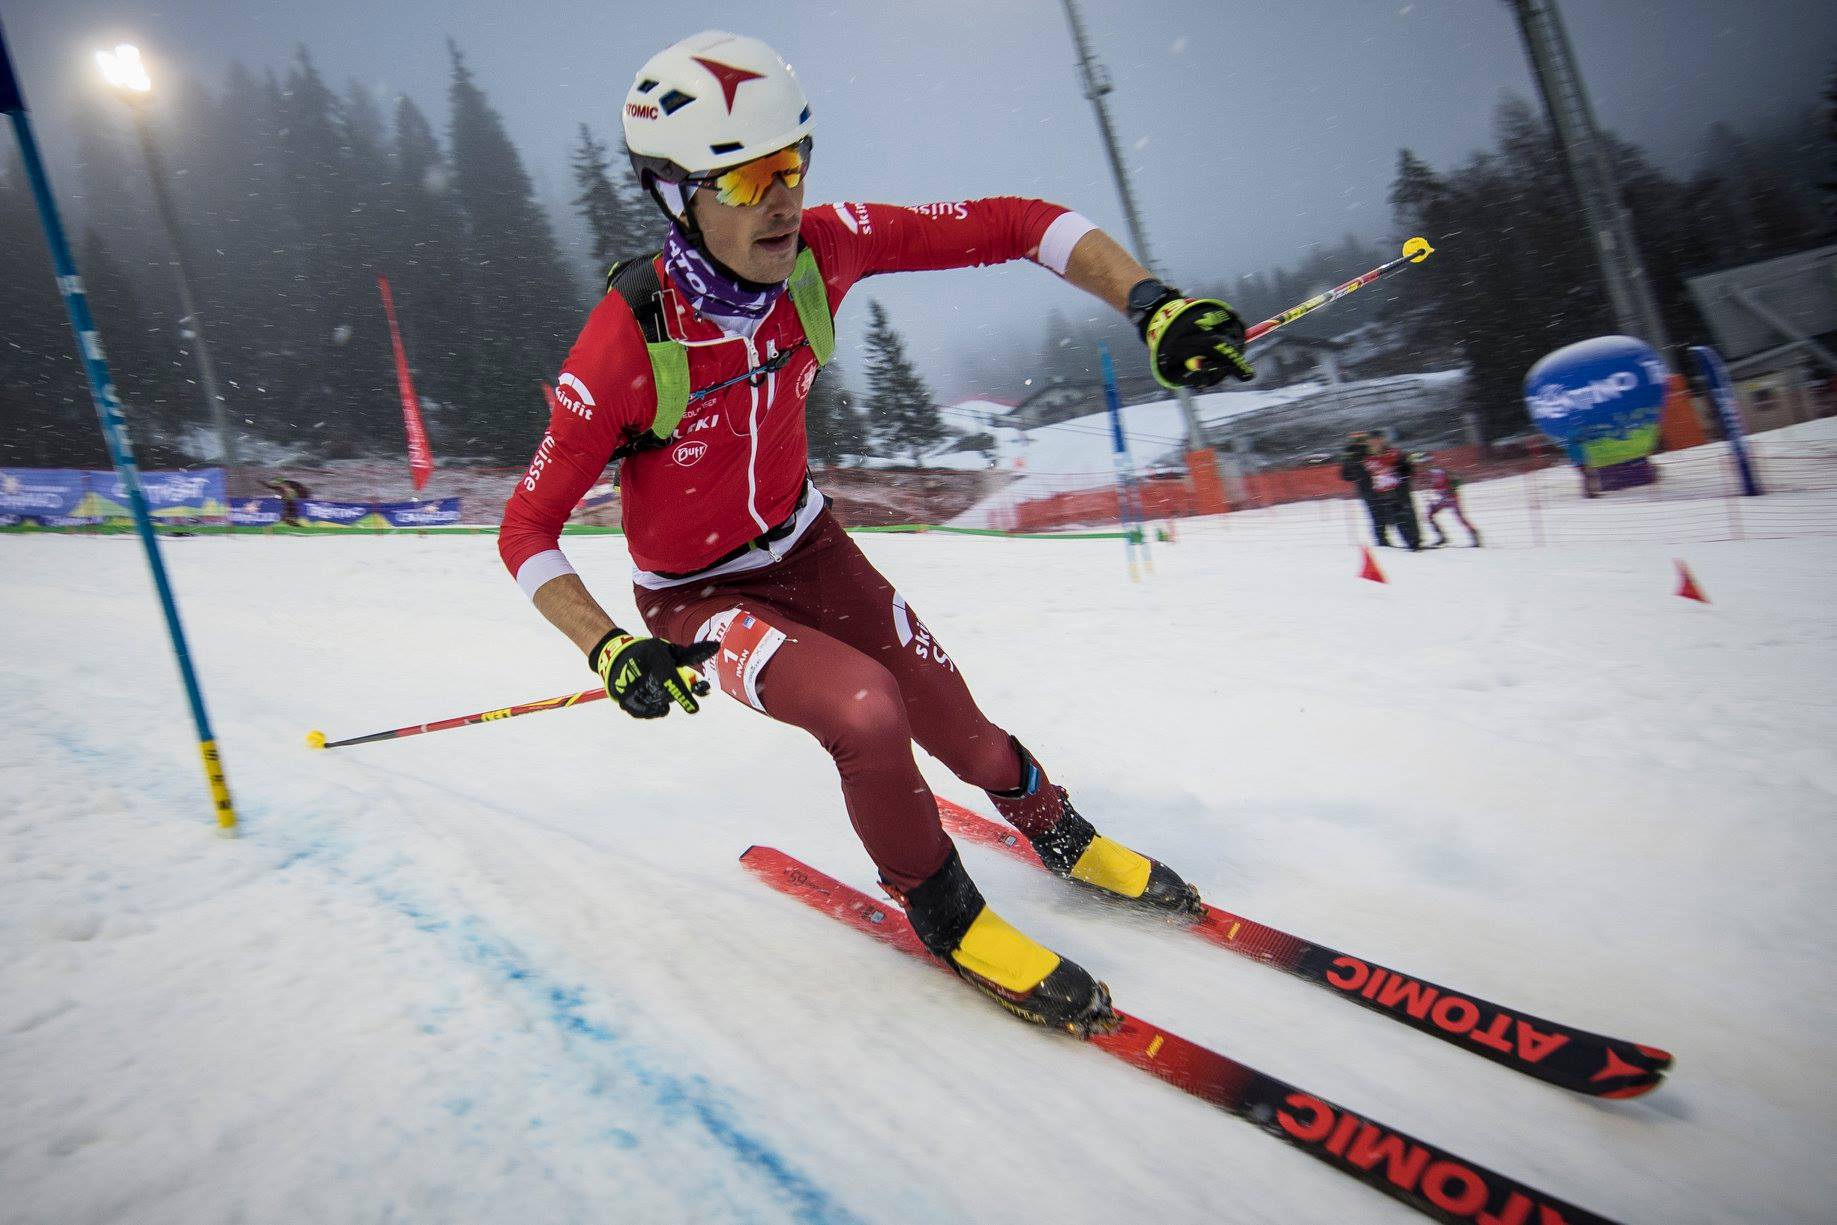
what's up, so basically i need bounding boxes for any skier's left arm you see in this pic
[808,198,1253,389]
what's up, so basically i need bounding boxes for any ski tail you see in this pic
[934,798,1671,1099]
[743,845,1624,1225]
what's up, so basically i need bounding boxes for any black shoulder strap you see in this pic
[606,253,666,344]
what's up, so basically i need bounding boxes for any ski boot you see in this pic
[992,740,1205,919]
[895,847,1119,1038]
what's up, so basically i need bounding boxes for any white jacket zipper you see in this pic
[743,335,770,536]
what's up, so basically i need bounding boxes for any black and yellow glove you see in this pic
[590,629,719,720]
[1133,282,1255,390]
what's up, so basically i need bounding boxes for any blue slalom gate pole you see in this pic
[1098,342,1149,581]
[2,22,238,833]
[1687,345,1763,498]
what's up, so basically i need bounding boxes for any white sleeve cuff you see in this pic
[514,548,578,600]
[1036,211,1100,275]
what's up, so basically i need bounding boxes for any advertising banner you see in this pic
[379,276,435,490]
[229,498,284,526]
[82,468,229,519]
[1523,336,1669,469]
[0,468,88,517]
[296,497,462,528]
[2,468,227,522]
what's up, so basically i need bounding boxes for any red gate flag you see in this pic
[378,276,434,491]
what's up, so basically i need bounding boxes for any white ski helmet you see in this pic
[623,31,812,221]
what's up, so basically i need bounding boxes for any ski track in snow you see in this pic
[3,496,1836,1223]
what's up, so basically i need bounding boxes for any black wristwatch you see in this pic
[1126,277,1176,336]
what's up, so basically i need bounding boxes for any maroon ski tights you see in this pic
[636,511,1063,891]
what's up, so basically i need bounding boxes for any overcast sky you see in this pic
[6,0,1833,397]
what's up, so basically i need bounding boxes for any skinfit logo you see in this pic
[556,373,595,420]
[673,440,708,466]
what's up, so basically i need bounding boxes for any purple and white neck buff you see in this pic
[662,222,785,335]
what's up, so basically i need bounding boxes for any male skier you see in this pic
[499,31,1254,1035]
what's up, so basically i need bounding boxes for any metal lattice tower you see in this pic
[1505,0,1671,352]
[1059,0,1207,452]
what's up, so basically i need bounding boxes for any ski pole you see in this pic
[4,28,240,834]
[1244,237,1434,344]
[307,687,607,750]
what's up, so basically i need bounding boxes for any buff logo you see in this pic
[673,440,708,466]
[1277,1094,1572,1223]
[625,102,659,121]
[1326,957,1569,1063]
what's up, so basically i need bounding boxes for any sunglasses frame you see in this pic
[681,136,815,208]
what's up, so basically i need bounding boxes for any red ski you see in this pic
[742,845,1623,1225]
[935,797,1672,1099]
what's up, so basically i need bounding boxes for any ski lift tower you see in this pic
[1504,0,1671,353]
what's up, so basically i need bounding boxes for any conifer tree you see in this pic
[0,148,98,467]
[570,124,653,273]
[446,41,583,458]
[862,301,944,465]
[81,228,189,462]
[390,94,470,446]
[805,361,867,467]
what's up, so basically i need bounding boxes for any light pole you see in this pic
[1058,0,1235,508]
[1501,0,1670,353]
[96,44,242,490]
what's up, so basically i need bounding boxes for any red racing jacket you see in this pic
[498,197,1096,596]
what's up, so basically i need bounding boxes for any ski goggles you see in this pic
[685,137,812,208]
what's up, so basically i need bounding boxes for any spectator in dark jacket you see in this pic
[1339,432,1390,546]
[1361,432,1421,551]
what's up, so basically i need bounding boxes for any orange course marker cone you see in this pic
[1675,560,1708,603]
[1358,547,1387,584]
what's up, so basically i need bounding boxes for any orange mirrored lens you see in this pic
[711,146,806,207]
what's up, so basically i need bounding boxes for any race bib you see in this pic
[698,608,788,712]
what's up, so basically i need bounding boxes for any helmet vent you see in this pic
[709,141,744,155]
[636,78,659,94]
[659,89,695,116]
[798,105,811,124]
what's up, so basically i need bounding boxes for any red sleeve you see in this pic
[497,293,653,588]
[800,197,1072,305]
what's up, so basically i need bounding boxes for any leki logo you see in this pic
[1325,957,1569,1063]
[1277,1094,1568,1223]
[625,101,660,121]
[556,373,595,420]
[673,440,708,466]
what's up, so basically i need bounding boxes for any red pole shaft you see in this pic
[313,687,607,750]
[1244,243,1430,344]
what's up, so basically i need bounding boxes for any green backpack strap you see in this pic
[787,247,834,366]
[606,253,689,446]
[604,245,835,452]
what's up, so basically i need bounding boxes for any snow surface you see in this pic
[4,487,1837,1222]
[926,382,1331,478]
